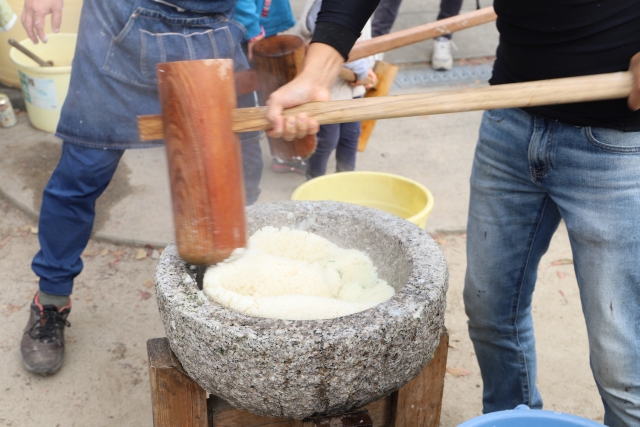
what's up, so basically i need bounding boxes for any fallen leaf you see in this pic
[135,249,147,260]
[82,249,99,257]
[151,249,160,260]
[559,289,568,304]
[446,366,471,377]
[0,235,12,249]
[100,248,110,257]
[2,303,24,316]
[112,250,122,257]
[556,271,566,279]
[552,258,573,266]
[140,291,152,300]
[109,259,121,268]
[448,343,458,349]
[143,279,154,289]
[29,227,38,234]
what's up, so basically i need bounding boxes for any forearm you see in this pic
[312,0,380,60]
[298,43,344,89]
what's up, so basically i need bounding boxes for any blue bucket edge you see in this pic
[457,405,602,427]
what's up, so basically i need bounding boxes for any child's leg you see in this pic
[306,124,340,179]
[335,121,362,172]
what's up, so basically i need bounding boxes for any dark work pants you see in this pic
[306,121,361,179]
[371,0,464,38]
[33,140,263,296]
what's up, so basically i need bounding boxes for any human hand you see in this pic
[265,78,327,141]
[247,33,264,62]
[266,43,343,141]
[629,52,640,111]
[21,0,64,44]
[350,69,377,89]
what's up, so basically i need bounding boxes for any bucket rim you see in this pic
[457,407,603,426]
[9,33,77,74]
[291,170,435,226]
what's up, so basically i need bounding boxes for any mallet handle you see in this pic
[232,72,633,132]
[348,7,497,62]
[138,72,633,140]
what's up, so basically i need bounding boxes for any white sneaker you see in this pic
[431,36,454,71]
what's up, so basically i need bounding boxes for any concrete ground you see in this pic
[0,1,604,425]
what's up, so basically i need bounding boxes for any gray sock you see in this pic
[38,291,70,308]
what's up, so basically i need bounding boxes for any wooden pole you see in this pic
[348,7,497,62]
[253,35,317,161]
[229,71,633,132]
[157,59,247,265]
[357,61,400,152]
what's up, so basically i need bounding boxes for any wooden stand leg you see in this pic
[148,338,208,427]
[148,328,448,427]
[390,329,449,427]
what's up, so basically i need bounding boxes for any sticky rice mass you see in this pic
[203,226,395,320]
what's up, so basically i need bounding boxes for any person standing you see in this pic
[234,0,296,61]
[294,0,377,179]
[371,0,462,71]
[264,0,640,425]
[18,0,263,375]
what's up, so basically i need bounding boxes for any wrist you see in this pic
[299,43,344,90]
[248,26,265,43]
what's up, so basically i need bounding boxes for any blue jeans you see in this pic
[306,121,361,179]
[465,108,640,426]
[33,140,262,296]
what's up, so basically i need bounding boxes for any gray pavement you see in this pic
[0,0,499,247]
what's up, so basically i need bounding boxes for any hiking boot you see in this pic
[20,294,71,375]
[431,36,454,71]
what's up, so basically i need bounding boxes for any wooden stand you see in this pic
[148,329,448,427]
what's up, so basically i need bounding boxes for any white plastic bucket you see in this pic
[9,33,76,133]
[0,0,83,88]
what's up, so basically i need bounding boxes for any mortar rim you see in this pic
[156,200,447,333]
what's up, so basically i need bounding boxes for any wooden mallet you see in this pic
[143,59,632,266]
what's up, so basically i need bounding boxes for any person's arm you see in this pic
[265,0,380,140]
[629,52,640,111]
[234,0,264,60]
[344,58,370,82]
[21,0,63,43]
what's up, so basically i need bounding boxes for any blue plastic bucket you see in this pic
[458,405,602,427]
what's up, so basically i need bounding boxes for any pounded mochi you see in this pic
[203,226,395,320]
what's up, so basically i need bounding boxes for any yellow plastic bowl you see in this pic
[291,171,434,229]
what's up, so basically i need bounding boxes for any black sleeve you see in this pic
[311,0,381,61]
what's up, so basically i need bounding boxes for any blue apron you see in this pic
[56,0,259,149]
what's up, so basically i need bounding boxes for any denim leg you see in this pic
[32,142,124,296]
[240,138,263,205]
[544,124,640,427]
[465,108,558,412]
[371,0,403,37]
[468,108,640,424]
[238,92,263,205]
[306,124,340,179]
[335,121,361,173]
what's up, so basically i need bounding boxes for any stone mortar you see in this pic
[155,201,448,419]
